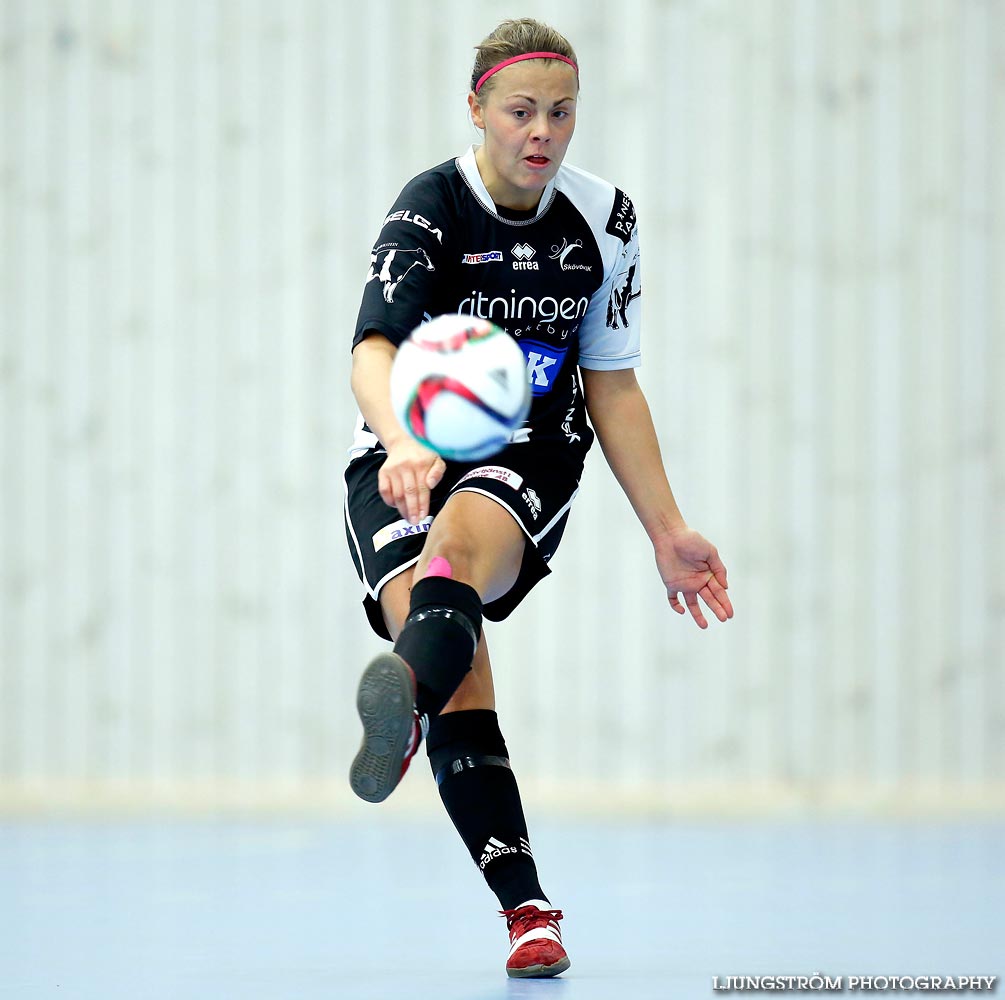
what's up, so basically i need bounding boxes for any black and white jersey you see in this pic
[351,145,642,453]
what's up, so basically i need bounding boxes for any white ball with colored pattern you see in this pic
[389,314,531,462]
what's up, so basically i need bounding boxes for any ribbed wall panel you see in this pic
[0,0,1001,810]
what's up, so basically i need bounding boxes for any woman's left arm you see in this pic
[581,367,733,628]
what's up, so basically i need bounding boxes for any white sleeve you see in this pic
[577,193,642,371]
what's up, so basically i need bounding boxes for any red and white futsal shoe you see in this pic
[502,901,571,979]
[349,652,425,803]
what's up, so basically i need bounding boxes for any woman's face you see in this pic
[468,60,578,211]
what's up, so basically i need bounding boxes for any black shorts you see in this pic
[344,438,590,640]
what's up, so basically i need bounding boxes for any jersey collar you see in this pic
[456,145,557,222]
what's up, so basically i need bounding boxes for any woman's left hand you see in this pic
[654,528,733,629]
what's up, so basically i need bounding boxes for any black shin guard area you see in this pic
[427,710,546,911]
[393,576,482,719]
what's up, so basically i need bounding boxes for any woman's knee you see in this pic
[418,525,480,582]
[417,495,525,600]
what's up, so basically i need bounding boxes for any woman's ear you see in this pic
[467,91,485,130]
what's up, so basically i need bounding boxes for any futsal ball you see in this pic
[390,314,531,461]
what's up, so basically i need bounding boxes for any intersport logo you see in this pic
[462,251,503,265]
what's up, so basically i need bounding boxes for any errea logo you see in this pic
[511,243,539,271]
[522,488,542,520]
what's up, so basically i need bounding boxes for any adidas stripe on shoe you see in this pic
[502,900,570,979]
[349,652,426,803]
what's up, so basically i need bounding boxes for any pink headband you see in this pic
[474,51,579,94]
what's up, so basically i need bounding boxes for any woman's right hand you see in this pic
[378,436,447,525]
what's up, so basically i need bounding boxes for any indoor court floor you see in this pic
[1,815,1000,999]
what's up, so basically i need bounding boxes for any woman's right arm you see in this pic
[351,333,446,525]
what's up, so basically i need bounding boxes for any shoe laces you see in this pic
[500,905,565,939]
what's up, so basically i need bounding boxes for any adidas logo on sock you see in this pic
[479,837,519,869]
[478,836,535,869]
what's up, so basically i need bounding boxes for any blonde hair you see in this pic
[470,18,578,96]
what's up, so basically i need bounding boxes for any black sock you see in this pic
[427,709,547,910]
[393,576,483,720]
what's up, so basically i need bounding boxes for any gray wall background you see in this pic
[1,0,1002,814]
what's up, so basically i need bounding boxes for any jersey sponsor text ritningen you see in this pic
[457,290,589,324]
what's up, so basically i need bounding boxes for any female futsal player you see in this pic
[343,18,733,979]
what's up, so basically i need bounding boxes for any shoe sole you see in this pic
[507,956,571,979]
[349,652,415,804]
